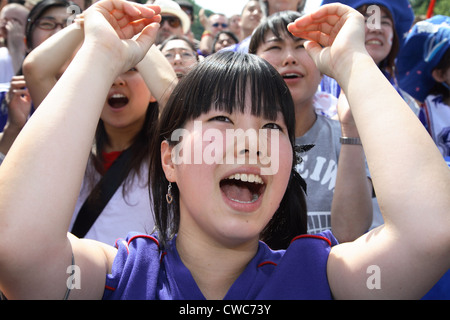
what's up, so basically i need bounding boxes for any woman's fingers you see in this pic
[288,4,357,46]
[79,0,161,69]
[84,0,161,39]
[287,3,367,79]
[133,21,160,51]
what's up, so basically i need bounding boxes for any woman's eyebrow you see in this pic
[265,36,282,43]
[265,35,305,43]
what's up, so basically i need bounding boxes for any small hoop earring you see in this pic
[166,182,173,204]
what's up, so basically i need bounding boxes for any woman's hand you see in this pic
[80,0,161,74]
[287,4,368,81]
[0,76,32,157]
[5,76,32,131]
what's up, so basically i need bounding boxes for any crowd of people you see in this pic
[0,0,448,300]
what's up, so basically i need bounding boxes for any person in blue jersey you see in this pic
[319,0,418,113]
[0,0,449,300]
[397,15,450,160]
[396,15,450,300]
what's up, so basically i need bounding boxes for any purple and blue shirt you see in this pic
[103,231,338,300]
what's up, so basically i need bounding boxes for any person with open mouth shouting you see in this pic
[0,0,448,301]
[20,1,177,246]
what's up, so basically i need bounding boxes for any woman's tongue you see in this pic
[221,181,256,203]
[108,96,128,109]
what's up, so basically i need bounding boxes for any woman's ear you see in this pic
[161,140,176,182]
[431,68,445,83]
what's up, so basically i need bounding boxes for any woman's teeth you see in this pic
[221,173,264,204]
[225,173,264,184]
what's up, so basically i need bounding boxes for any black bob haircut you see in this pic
[248,10,302,55]
[149,51,308,250]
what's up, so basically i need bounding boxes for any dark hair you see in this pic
[87,101,159,199]
[25,0,81,50]
[430,48,450,101]
[212,31,239,54]
[248,10,302,55]
[149,51,307,249]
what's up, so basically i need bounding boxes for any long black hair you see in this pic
[149,51,307,250]
[85,101,159,199]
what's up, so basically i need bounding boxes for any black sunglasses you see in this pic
[161,16,182,28]
[212,23,228,28]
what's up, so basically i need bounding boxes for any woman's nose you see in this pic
[282,50,298,66]
[112,76,126,86]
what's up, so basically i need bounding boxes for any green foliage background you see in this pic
[410,0,450,17]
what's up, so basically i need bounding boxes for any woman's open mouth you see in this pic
[366,39,383,46]
[281,72,303,84]
[108,94,129,109]
[220,173,266,206]
[282,73,301,80]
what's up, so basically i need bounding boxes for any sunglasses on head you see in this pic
[161,16,182,28]
[212,23,228,28]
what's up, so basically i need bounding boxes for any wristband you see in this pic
[202,31,212,39]
[340,137,362,145]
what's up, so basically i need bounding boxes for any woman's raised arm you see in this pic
[289,3,450,299]
[22,22,84,108]
[0,0,161,299]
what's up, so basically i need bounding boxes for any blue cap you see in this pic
[397,15,450,102]
[320,0,414,49]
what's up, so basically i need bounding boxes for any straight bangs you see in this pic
[249,11,302,55]
[164,51,295,143]
[151,51,305,249]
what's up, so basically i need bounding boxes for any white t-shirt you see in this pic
[421,94,450,158]
[0,47,14,83]
[69,159,155,246]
